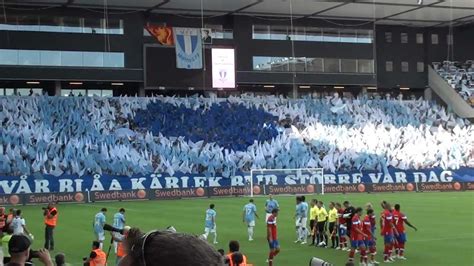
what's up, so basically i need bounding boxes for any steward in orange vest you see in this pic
[114,226,130,265]
[44,203,58,250]
[226,240,250,266]
[84,241,107,266]
[226,252,248,266]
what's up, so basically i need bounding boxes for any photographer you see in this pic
[117,228,223,266]
[43,203,58,251]
[83,241,106,266]
[7,234,53,266]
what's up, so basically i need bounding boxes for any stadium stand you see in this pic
[0,95,473,178]
[433,61,474,107]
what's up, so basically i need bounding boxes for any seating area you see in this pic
[433,60,474,106]
[0,95,473,177]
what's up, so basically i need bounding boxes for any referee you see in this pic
[316,201,328,247]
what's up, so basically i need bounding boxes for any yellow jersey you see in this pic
[317,207,328,222]
[310,206,319,220]
[328,208,338,223]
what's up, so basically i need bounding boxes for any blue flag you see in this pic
[173,27,203,69]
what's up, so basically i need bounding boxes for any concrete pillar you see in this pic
[138,84,145,97]
[292,83,298,99]
[424,87,432,101]
[54,81,61,96]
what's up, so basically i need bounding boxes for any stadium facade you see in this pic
[1,2,473,97]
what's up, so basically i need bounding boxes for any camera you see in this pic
[309,257,333,266]
[29,250,40,259]
[103,224,124,234]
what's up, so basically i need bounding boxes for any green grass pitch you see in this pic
[16,192,474,265]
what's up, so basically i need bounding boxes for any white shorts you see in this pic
[246,220,256,227]
[205,225,216,234]
[95,231,105,241]
[296,217,308,227]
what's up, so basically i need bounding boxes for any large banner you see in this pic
[173,27,203,69]
[145,24,174,46]
[0,167,473,195]
[212,48,236,88]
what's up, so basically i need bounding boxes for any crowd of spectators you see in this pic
[433,60,474,106]
[0,94,472,177]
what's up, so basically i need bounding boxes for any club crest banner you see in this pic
[173,27,203,69]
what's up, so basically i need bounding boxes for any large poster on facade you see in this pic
[212,48,236,88]
[173,27,203,69]
[145,24,174,46]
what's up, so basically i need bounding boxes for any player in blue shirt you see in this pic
[113,208,126,229]
[300,196,309,244]
[242,199,259,241]
[112,208,126,254]
[265,194,279,222]
[295,196,309,244]
[295,197,302,243]
[204,204,218,244]
[93,208,107,249]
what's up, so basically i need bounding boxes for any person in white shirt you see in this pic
[11,210,32,239]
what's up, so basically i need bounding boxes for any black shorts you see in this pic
[317,221,326,233]
[309,220,316,231]
[328,222,335,235]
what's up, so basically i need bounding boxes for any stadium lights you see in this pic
[69,82,83,85]
[158,86,166,90]
[26,81,40,85]
[400,87,410,90]
[188,87,195,90]
[111,82,124,86]
[299,85,311,89]
[334,86,345,89]
[367,87,377,90]
[263,85,275,88]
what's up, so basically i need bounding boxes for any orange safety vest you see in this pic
[90,248,107,266]
[226,252,247,266]
[44,207,58,227]
[117,241,127,257]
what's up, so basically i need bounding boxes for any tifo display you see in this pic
[0,95,472,179]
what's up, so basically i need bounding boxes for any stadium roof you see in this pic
[4,0,474,27]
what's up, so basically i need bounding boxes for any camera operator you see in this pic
[43,203,58,251]
[111,226,130,265]
[117,228,223,266]
[6,234,53,266]
[83,241,106,266]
